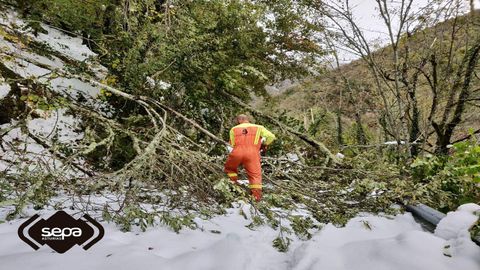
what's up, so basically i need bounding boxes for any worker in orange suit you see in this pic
[224,114,276,201]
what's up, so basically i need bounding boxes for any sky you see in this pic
[332,0,480,62]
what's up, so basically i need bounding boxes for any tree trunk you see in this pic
[354,112,366,145]
[408,89,420,157]
[336,110,344,146]
[434,39,480,154]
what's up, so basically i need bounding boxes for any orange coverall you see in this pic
[224,123,275,201]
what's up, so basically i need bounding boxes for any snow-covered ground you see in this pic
[0,9,111,174]
[0,203,479,270]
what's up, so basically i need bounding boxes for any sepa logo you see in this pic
[41,227,82,240]
[18,211,104,253]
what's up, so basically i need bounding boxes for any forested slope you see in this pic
[265,10,480,154]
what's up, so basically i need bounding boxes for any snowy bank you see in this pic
[0,9,110,174]
[0,203,479,270]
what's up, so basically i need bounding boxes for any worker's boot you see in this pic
[227,173,238,184]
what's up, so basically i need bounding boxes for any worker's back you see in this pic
[229,123,264,149]
[225,118,276,201]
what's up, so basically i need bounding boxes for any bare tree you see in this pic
[316,0,480,156]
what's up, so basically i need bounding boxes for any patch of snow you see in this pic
[145,76,156,87]
[458,203,480,213]
[384,140,406,145]
[28,108,83,143]
[49,77,100,98]
[286,153,299,162]
[3,58,51,78]
[0,10,27,28]
[435,203,480,240]
[0,83,10,99]
[291,208,480,270]
[0,35,65,70]
[1,126,44,155]
[0,111,83,174]
[32,25,96,62]
[158,80,171,90]
[0,124,50,172]
[0,9,98,65]
[89,64,109,80]
[434,204,480,265]
[0,10,112,176]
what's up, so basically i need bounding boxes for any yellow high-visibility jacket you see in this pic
[228,123,276,147]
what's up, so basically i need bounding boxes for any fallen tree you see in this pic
[0,11,438,250]
[0,50,418,231]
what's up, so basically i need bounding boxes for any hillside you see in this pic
[264,10,480,151]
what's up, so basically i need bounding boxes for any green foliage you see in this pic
[246,215,265,230]
[114,0,322,119]
[1,169,57,220]
[307,111,332,137]
[15,0,325,138]
[160,212,197,233]
[0,172,12,205]
[289,215,315,240]
[108,134,137,170]
[112,204,156,232]
[19,94,67,111]
[411,138,480,211]
[272,234,291,252]
[449,140,480,183]
[213,179,249,205]
[410,155,445,182]
[108,203,196,233]
[343,122,373,146]
[353,178,387,196]
[470,214,480,240]
[18,0,109,37]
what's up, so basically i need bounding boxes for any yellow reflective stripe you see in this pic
[227,172,238,177]
[254,127,262,145]
[249,184,262,189]
[229,128,235,146]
